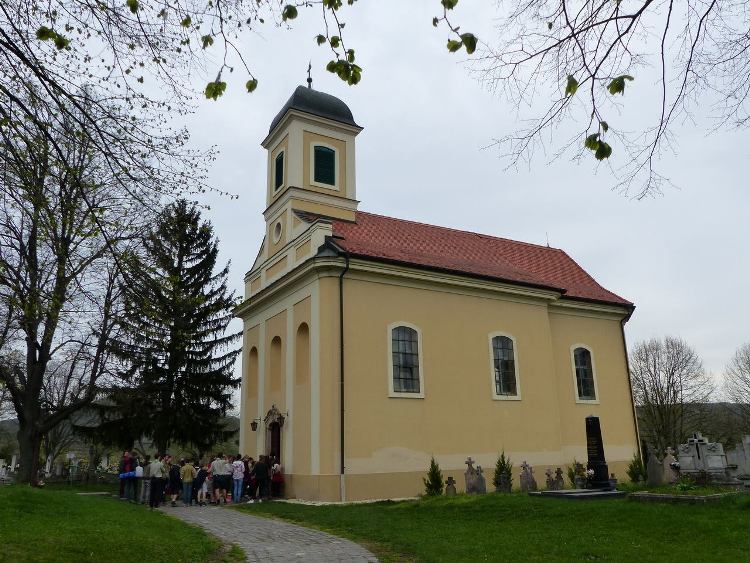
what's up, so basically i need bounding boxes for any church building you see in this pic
[236,85,639,501]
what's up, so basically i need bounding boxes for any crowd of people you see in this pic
[117,451,284,509]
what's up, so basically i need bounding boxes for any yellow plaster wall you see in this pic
[266,210,288,259]
[265,255,288,281]
[290,198,355,221]
[295,240,312,262]
[334,276,637,481]
[549,311,638,462]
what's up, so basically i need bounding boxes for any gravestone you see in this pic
[646,450,663,487]
[44,455,52,478]
[662,447,679,483]
[585,415,611,489]
[545,468,555,490]
[520,461,537,492]
[445,476,457,496]
[10,455,16,472]
[554,468,565,490]
[475,466,487,494]
[677,432,726,477]
[726,435,750,478]
[464,457,478,494]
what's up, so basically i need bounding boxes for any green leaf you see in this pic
[181,16,192,27]
[316,34,326,45]
[607,75,634,95]
[346,49,355,63]
[547,22,553,30]
[326,60,337,73]
[36,26,55,41]
[246,79,258,93]
[330,36,341,48]
[460,33,477,55]
[565,75,578,97]
[432,17,439,27]
[201,35,214,49]
[126,0,139,14]
[447,39,463,53]
[53,34,70,50]
[441,0,459,9]
[282,5,298,21]
[600,121,609,132]
[595,141,612,160]
[584,133,600,151]
[204,80,227,101]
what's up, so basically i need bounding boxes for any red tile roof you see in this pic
[323,211,632,307]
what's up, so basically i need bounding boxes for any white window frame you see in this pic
[387,321,424,399]
[309,142,340,191]
[570,344,600,404]
[488,332,522,401]
[273,149,285,192]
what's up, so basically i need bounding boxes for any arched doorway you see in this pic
[268,422,281,462]
[263,404,286,463]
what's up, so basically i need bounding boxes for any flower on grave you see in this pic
[670,461,680,470]
[585,469,595,478]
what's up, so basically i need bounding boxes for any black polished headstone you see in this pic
[585,416,611,489]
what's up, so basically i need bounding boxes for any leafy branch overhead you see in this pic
[433,0,478,55]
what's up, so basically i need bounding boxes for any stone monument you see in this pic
[646,449,663,487]
[677,432,728,478]
[520,461,537,492]
[545,468,555,490]
[585,415,611,489]
[10,455,16,472]
[475,466,487,494]
[554,468,565,490]
[445,476,457,496]
[464,457,478,494]
[662,447,679,483]
[726,435,750,481]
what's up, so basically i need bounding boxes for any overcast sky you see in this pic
[181,2,748,399]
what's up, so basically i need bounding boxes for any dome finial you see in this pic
[307,61,313,89]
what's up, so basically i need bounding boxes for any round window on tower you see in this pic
[273,221,283,244]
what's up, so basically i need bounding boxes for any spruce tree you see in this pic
[110,199,240,453]
[493,450,513,492]
[423,456,444,496]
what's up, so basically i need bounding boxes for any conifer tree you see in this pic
[109,199,240,453]
[493,450,513,492]
[423,456,444,496]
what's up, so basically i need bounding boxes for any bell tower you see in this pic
[261,86,362,237]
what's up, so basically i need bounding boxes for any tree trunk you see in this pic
[16,422,42,486]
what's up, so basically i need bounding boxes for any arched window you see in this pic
[274,151,284,190]
[491,335,518,397]
[313,145,336,186]
[390,325,421,395]
[573,347,596,401]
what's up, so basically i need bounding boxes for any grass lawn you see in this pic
[0,485,241,562]
[237,492,750,562]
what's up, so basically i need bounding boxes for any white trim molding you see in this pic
[386,321,425,399]
[487,331,522,401]
[309,142,340,191]
[570,343,600,404]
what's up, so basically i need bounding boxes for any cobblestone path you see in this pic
[161,504,379,562]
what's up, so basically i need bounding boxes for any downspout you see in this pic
[620,308,642,462]
[338,250,350,502]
